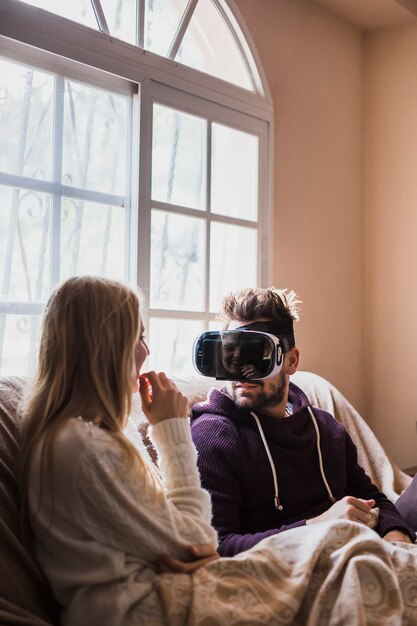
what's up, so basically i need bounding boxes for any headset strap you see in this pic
[237,321,295,352]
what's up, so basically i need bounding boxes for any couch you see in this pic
[0,372,412,625]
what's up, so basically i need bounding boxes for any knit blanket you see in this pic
[155,519,417,626]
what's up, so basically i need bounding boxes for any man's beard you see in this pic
[227,375,286,412]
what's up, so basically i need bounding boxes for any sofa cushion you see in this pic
[0,376,58,626]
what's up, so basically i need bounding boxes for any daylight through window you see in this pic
[0,0,272,376]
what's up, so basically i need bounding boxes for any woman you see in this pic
[20,276,417,626]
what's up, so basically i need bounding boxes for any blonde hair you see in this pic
[219,287,301,323]
[20,275,157,527]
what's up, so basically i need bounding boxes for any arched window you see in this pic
[0,0,273,376]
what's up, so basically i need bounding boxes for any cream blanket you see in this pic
[156,520,417,626]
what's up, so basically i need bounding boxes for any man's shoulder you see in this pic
[309,406,347,436]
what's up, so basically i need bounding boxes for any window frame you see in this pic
[0,49,137,316]
[0,0,274,374]
[0,0,273,115]
[138,78,271,332]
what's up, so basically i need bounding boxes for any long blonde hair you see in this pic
[20,275,149,524]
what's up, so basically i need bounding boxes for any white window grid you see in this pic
[0,69,134,312]
[138,80,270,333]
[0,0,274,375]
[0,61,135,369]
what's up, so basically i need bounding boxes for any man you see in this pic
[190,287,415,556]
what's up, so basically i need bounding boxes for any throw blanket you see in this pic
[156,520,417,626]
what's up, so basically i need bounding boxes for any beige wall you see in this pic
[234,0,417,468]
[364,23,417,468]
[235,0,365,411]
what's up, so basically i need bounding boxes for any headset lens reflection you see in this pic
[193,330,276,380]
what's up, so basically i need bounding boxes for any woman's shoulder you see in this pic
[45,418,128,491]
[54,417,114,460]
[29,419,118,506]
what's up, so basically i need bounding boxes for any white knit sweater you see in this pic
[28,416,217,626]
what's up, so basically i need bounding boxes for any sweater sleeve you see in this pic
[76,418,218,562]
[344,432,415,542]
[191,416,306,557]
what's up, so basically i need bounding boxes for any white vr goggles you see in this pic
[193,321,295,381]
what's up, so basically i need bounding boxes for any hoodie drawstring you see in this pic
[307,406,336,503]
[250,406,336,511]
[250,412,283,510]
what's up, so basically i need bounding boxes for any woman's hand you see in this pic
[139,371,188,425]
[240,364,262,379]
[158,544,220,573]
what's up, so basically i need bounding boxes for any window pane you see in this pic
[209,222,257,313]
[148,317,203,377]
[17,0,98,28]
[176,0,253,91]
[63,80,128,195]
[0,314,41,376]
[0,58,54,181]
[60,199,125,280]
[0,185,50,303]
[144,0,188,56]
[150,210,205,311]
[100,0,137,44]
[211,123,258,221]
[152,104,206,210]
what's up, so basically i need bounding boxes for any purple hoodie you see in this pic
[191,382,414,556]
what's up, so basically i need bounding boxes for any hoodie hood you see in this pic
[191,381,310,423]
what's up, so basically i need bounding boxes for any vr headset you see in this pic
[193,321,295,381]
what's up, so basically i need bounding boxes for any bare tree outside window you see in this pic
[0,0,268,377]
[0,58,130,375]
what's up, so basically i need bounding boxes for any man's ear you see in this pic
[286,347,299,375]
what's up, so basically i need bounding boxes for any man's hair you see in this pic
[218,287,301,323]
